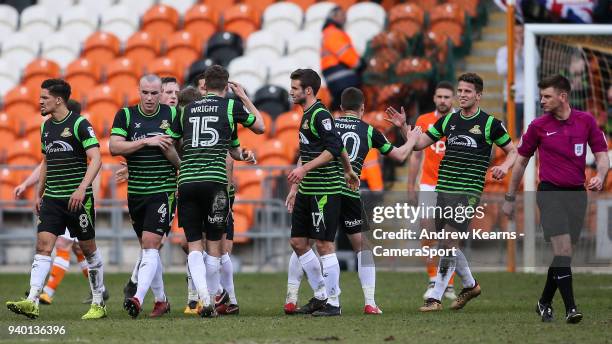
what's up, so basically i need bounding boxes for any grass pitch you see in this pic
[1,271,611,343]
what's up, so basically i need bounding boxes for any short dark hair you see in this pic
[290,69,321,95]
[204,65,229,91]
[538,74,571,94]
[457,73,483,93]
[41,79,71,103]
[178,86,201,108]
[341,87,364,111]
[66,99,81,114]
[435,80,454,93]
[161,76,178,85]
[194,72,206,86]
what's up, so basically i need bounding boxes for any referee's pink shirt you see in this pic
[517,109,608,188]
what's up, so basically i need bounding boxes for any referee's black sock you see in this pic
[552,256,576,313]
[539,265,557,305]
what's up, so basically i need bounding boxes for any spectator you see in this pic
[496,23,526,135]
[321,6,363,111]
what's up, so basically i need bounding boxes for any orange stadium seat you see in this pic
[447,0,478,17]
[146,57,182,81]
[234,168,265,199]
[165,31,201,71]
[0,112,19,137]
[363,111,393,134]
[6,138,40,166]
[106,57,140,99]
[184,4,218,44]
[276,130,299,163]
[237,127,262,150]
[25,130,42,155]
[0,168,20,201]
[3,85,38,120]
[243,0,276,13]
[20,114,45,137]
[287,0,316,11]
[82,32,121,73]
[223,4,260,42]
[65,58,99,102]
[126,88,140,106]
[141,4,180,43]
[389,3,424,38]
[200,0,235,14]
[22,59,61,91]
[258,139,291,166]
[429,3,465,48]
[232,201,254,243]
[85,85,121,135]
[124,31,161,71]
[406,0,438,12]
[274,111,301,132]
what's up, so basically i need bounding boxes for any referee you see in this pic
[503,74,609,324]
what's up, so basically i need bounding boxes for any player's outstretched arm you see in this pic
[588,151,610,191]
[35,157,47,215]
[109,135,173,156]
[287,151,334,184]
[14,162,42,198]
[387,126,422,163]
[229,81,265,134]
[229,146,257,164]
[502,154,530,219]
[491,141,517,180]
[68,147,101,212]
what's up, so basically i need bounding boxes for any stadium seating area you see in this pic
[0,0,488,240]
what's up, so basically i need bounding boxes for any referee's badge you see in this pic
[574,143,584,156]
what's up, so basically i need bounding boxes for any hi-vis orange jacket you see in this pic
[321,24,360,71]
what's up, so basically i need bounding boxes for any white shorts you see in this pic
[418,184,437,208]
[59,228,77,242]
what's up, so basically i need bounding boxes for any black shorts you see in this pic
[435,192,480,232]
[340,195,369,235]
[291,193,340,242]
[128,192,176,238]
[178,182,229,242]
[38,195,96,241]
[225,195,235,241]
[537,182,587,244]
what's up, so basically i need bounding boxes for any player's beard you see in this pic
[437,104,450,114]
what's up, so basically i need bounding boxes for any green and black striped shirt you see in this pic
[110,104,177,195]
[425,108,511,197]
[167,94,255,186]
[335,115,392,198]
[297,101,345,196]
[41,111,99,198]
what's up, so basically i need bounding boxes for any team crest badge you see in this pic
[60,128,72,137]
[160,120,169,130]
[574,143,584,156]
[469,125,482,135]
[322,118,332,131]
[302,119,309,130]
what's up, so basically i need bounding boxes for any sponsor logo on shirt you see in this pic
[159,120,169,130]
[302,119,309,130]
[322,118,332,131]
[344,219,363,227]
[46,141,74,153]
[60,128,72,137]
[447,135,477,148]
[469,125,482,135]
